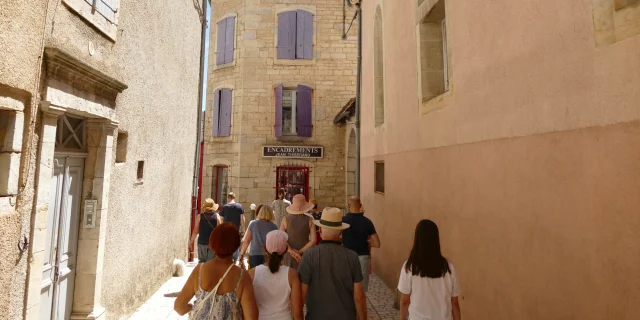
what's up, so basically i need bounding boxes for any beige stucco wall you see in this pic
[204,0,357,210]
[0,0,201,318]
[360,0,640,318]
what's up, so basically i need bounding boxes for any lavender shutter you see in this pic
[296,85,313,137]
[212,89,221,137]
[216,20,227,65]
[275,84,284,137]
[277,12,296,59]
[219,89,232,136]
[224,17,235,64]
[296,10,313,60]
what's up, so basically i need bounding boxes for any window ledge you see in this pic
[274,59,316,66]
[63,0,118,42]
[214,61,236,71]
[420,90,453,115]
[209,136,234,143]
[375,191,385,195]
[276,136,310,142]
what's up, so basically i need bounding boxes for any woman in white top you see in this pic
[397,220,461,320]
[248,230,303,320]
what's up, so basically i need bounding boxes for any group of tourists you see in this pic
[179,191,462,320]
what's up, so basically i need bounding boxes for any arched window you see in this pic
[374,6,385,127]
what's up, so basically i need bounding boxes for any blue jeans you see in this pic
[249,255,265,269]
[233,248,240,261]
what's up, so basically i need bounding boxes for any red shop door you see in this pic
[275,163,310,201]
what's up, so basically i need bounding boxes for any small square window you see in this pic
[137,161,144,181]
[375,161,385,194]
[116,132,128,163]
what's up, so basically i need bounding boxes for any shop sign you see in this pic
[262,146,323,159]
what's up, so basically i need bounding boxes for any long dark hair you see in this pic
[266,249,286,273]
[405,219,450,278]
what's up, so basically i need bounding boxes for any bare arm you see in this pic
[190,215,201,245]
[452,296,461,320]
[174,264,199,315]
[368,233,381,248]
[400,293,410,320]
[289,269,303,320]
[217,213,223,225]
[280,218,287,231]
[239,228,253,258]
[297,218,316,254]
[354,281,367,320]
[241,214,246,233]
[239,271,259,320]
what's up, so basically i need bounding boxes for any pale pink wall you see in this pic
[364,121,640,319]
[360,0,640,318]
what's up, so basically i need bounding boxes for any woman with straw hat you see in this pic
[279,194,316,270]
[189,198,221,263]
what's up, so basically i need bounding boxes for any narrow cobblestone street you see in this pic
[129,262,399,319]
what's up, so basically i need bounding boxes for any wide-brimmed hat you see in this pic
[202,198,219,212]
[313,207,350,230]
[286,194,315,215]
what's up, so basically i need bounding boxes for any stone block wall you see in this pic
[204,0,358,211]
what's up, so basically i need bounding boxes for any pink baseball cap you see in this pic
[266,230,288,255]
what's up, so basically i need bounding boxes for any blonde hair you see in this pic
[257,205,275,221]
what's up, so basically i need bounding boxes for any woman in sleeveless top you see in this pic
[279,195,316,269]
[190,199,222,263]
[248,230,303,320]
[175,223,258,319]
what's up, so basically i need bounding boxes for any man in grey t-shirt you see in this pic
[298,208,367,320]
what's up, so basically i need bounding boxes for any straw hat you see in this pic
[313,207,350,230]
[286,194,315,215]
[202,198,219,212]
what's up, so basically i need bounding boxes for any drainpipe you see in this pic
[354,1,362,197]
[191,0,208,262]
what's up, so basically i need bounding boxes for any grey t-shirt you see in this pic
[298,241,363,320]
[247,220,278,256]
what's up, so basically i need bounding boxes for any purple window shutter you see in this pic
[219,89,232,136]
[277,12,296,59]
[224,17,235,64]
[275,84,284,137]
[216,20,227,65]
[296,10,313,60]
[296,85,313,137]
[212,89,221,137]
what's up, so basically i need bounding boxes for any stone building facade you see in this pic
[360,0,640,319]
[203,0,357,212]
[0,1,202,319]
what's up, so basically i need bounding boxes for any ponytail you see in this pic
[267,252,284,273]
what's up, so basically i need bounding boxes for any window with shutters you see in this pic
[275,84,313,137]
[215,15,237,67]
[417,0,450,104]
[592,0,640,46]
[276,10,314,61]
[212,88,233,137]
[63,0,119,41]
[373,6,385,127]
[374,161,385,194]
